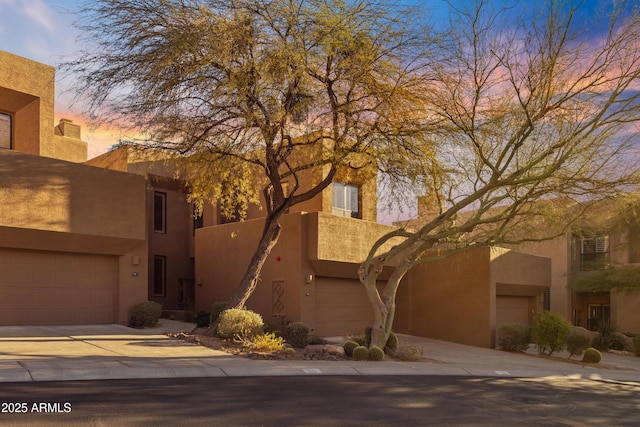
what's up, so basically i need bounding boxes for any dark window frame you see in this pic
[153,255,167,297]
[153,192,167,233]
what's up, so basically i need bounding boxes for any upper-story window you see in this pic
[153,192,167,233]
[580,236,609,270]
[0,112,11,149]
[332,182,359,218]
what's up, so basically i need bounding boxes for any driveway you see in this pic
[0,320,638,382]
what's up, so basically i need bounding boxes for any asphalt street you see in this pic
[1,375,639,426]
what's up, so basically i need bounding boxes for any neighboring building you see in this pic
[0,50,554,348]
[0,51,147,325]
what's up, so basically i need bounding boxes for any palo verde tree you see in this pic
[64,0,431,309]
[361,0,640,349]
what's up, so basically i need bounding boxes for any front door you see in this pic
[587,303,610,331]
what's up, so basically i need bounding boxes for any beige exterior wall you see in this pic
[0,50,53,157]
[406,247,494,347]
[404,247,550,348]
[0,150,148,323]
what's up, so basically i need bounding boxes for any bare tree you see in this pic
[64,0,431,309]
[360,0,640,349]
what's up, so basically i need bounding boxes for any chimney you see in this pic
[54,118,81,139]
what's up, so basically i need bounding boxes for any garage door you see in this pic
[314,277,374,336]
[496,296,531,328]
[0,249,117,325]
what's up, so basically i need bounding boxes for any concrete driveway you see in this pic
[0,320,638,383]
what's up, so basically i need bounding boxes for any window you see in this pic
[543,289,550,311]
[580,236,609,270]
[0,112,11,149]
[153,192,167,233]
[153,255,166,296]
[332,182,359,218]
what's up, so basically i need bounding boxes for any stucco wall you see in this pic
[610,291,640,335]
[0,151,146,242]
[0,51,54,157]
[195,213,306,328]
[516,238,571,320]
[407,247,493,347]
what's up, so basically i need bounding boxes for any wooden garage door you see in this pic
[496,296,530,328]
[0,249,117,325]
[314,277,374,336]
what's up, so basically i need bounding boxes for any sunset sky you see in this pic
[0,0,623,160]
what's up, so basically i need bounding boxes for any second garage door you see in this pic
[496,295,531,329]
[0,248,117,325]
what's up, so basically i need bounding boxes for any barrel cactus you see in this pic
[343,340,359,357]
[582,347,602,363]
[369,346,385,361]
[352,345,370,361]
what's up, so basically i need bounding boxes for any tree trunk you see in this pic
[227,215,283,309]
[366,265,410,349]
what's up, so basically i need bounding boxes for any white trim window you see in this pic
[332,182,359,218]
[580,236,609,270]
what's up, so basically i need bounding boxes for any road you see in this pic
[0,375,638,426]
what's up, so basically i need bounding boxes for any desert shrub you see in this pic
[592,321,626,351]
[497,324,531,352]
[195,310,210,327]
[532,311,572,355]
[283,322,310,348]
[396,345,423,361]
[241,332,285,352]
[633,335,640,356]
[307,335,328,345]
[352,345,370,361]
[565,333,591,358]
[369,346,385,361]
[345,333,367,346]
[384,332,399,355]
[217,308,264,340]
[582,347,602,363]
[343,340,359,357]
[209,302,228,324]
[129,301,162,328]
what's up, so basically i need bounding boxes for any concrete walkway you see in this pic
[0,320,638,383]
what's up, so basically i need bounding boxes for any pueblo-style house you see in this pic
[5,51,636,348]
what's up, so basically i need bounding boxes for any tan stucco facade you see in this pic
[0,52,148,325]
[195,212,551,347]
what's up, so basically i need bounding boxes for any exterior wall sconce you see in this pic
[305,274,313,284]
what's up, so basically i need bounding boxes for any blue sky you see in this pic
[0,0,618,158]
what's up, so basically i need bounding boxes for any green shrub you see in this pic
[195,310,210,327]
[592,321,626,351]
[129,301,162,328]
[582,347,602,363]
[352,345,370,361]
[241,332,285,352]
[532,311,572,355]
[283,322,309,348]
[217,308,264,340]
[343,340,359,357]
[497,324,531,352]
[384,332,399,355]
[369,346,385,361]
[565,333,591,358]
[209,302,228,324]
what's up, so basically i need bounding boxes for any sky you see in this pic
[0,0,613,159]
[0,0,120,158]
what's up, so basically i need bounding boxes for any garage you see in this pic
[0,248,117,325]
[314,277,374,336]
[496,295,532,328]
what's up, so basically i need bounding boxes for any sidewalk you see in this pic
[0,320,638,383]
